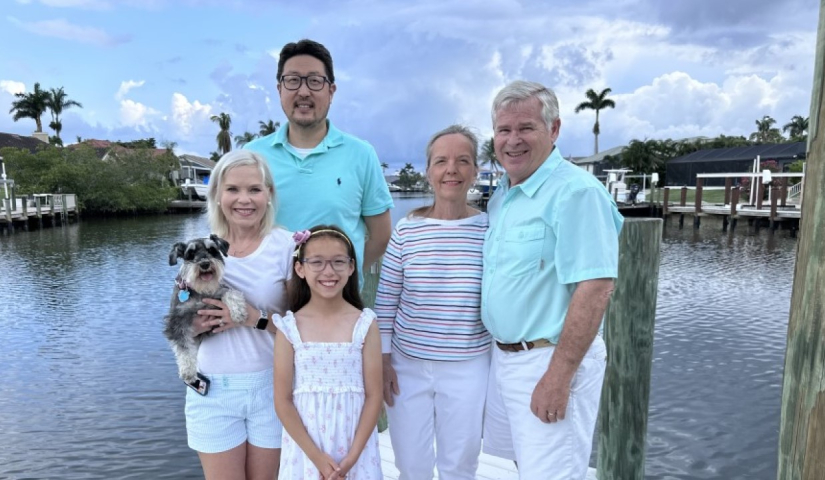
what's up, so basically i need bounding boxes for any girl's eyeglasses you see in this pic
[301,256,352,272]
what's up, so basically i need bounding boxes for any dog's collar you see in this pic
[175,275,191,302]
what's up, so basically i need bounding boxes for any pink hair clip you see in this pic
[292,229,312,246]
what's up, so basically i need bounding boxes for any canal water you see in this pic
[0,195,795,479]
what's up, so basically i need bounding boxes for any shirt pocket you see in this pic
[499,224,545,277]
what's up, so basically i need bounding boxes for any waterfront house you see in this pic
[666,142,807,187]
[177,154,215,185]
[571,145,625,177]
[0,132,52,153]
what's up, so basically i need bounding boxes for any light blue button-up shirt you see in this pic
[481,147,623,344]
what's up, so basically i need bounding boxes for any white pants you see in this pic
[483,337,607,480]
[386,350,490,480]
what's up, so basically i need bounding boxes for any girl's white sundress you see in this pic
[275,308,382,479]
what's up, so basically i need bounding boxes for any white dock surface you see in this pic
[379,430,597,479]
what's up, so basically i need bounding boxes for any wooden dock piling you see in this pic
[730,187,740,230]
[777,1,825,478]
[724,178,732,205]
[597,218,663,480]
[694,178,703,228]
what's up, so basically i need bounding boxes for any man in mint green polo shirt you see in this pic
[480,80,623,479]
[245,39,393,279]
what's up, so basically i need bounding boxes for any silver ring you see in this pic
[219,320,225,327]
[548,412,557,416]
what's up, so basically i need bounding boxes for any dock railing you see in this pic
[662,172,805,229]
[0,193,78,231]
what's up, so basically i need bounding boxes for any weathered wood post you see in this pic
[694,178,703,228]
[597,218,663,480]
[730,187,740,230]
[361,259,389,433]
[770,187,779,231]
[2,198,11,227]
[777,1,825,478]
[780,177,789,208]
[662,188,670,217]
[756,180,765,210]
[724,177,732,205]
[679,187,687,206]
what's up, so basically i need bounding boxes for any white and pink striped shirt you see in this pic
[375,213,491,361]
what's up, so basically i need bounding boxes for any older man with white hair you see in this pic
[481,80,623,479]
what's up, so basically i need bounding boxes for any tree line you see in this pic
[1,143,179,214]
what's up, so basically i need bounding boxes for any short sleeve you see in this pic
[352,308,376,347]
[361,147,394,217]
[273,311,301,346]
[554,186,623,284]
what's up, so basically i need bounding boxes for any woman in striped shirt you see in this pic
[375,125,491,479]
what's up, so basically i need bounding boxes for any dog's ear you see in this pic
[169,242,187,265]
[210,234,230,257]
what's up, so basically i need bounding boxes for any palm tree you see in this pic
[621,139,665,174]
[210,113,233,154]
[9,82,50,133]
[234,131,258,147]
[478,137,499,192]
[258,119,280,136]
[380,162,388,173]
[45,87,82,143]
[209,151,221,162]
[574,88,616,155]
[750,115,782,143]
[782,115,808,140]
[479,137,498,170]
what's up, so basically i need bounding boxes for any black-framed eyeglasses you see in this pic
[280,75,330,91]
[301,256,352,272]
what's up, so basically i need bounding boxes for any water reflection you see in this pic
[0,207,795,479]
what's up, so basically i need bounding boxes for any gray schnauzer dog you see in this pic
[164,234,247,384]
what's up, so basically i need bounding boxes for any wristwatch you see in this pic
[255,310,269,330]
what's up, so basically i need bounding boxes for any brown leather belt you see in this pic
[495,339,554,352]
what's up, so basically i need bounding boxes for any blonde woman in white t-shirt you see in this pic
[185,150,294,480]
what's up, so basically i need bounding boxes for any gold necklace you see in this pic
[228,238,259,257]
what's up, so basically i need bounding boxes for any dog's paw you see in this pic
[222,289,248,325]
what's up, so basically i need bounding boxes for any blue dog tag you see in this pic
[178,290,190,302]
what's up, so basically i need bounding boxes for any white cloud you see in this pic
[38,0,111,8]
[6,17,130,47]
[0,80,26,96]
[119,99,160,129]
[115,80,145,100]
[170,93,212,137]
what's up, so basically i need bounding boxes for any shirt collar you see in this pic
[270,120,344,151]
[500,147,564,198]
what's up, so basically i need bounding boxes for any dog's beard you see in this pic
[180,259,225,296]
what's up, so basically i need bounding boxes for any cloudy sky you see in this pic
[0,0,820,170]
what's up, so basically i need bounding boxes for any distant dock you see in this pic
[661,172,803,232]
[0,193,79,234]
[167,199,206,212]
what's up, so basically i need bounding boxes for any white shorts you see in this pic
[185,368,282,453]
[483,337,607,479]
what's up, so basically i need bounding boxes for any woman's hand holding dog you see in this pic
[198,298,235,334]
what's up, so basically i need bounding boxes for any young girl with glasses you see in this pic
[273,225,383,479]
